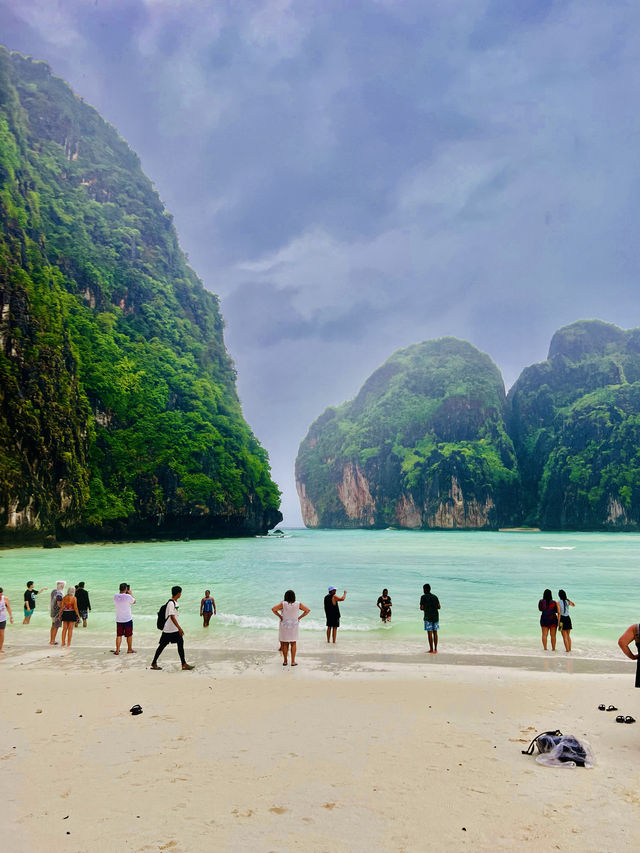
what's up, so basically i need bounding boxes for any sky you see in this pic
[3,0,640,525]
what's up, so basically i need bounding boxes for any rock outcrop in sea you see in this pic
[298,320,640,531]
[0,49,281,544]
[295,338,520,530]
[507,319,640,530]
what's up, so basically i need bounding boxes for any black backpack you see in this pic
[156,599,172,630]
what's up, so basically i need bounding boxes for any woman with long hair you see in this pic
[60,586,80,647]
[557,589,575,652]
[538,588,558,651]
[272,590,310,667]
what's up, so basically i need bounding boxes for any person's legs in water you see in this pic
[50,624,59,645]
[126,632,135,653]
[281,641,289,665]
[0,624,5,652]
[561,628,571,652]
[331,627,337,644]
[66,622,74,647]
[549,625,557,651]
[427,629,435,653]
[541,625,549,650]
[290,641,297,666]
[326,626,331,643]
[431,629,438,653]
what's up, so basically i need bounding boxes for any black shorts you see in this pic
[326,619,340,628]
[62,612,77,622]
[560,615,573,631]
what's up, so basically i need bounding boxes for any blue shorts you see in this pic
[424,620,439,632]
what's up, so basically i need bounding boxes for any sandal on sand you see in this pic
[616,715,625,723]
[598,704,606,710]
[606,705,618,711]
[291,662,298,666]
[149,664,162,670]
[625,716,636,724]
[129,704,143,716]
[182,664,194,670]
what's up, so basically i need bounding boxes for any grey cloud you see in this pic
[3,0,640,524]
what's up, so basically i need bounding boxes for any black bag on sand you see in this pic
[521,730,563,756]
[522,730,592,768]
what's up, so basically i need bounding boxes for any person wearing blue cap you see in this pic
[324,586,346,644]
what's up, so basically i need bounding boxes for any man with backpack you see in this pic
[150,586,194,671]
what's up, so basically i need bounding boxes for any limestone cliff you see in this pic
[0,49,281,544]
[295,338,520,529]
[508,320,640,530]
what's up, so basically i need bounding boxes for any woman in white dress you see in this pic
[272,590,310,666]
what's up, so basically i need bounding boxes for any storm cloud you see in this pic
[3,0,640,522]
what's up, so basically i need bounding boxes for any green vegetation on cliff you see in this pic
[296,338,520,529]
[0,49,281,543]
[507,320,640,529]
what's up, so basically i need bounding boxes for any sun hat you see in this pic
[328,586,336,592]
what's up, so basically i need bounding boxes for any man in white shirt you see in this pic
[113,582,136,654]
[150,586,194,671]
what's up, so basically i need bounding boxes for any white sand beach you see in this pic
[2,641,639,853]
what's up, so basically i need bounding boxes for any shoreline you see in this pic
[1,637,634,677]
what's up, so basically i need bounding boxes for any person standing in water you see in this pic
[23,581,47,624]
[272,589,310,666]
[200,590,216,627]
[377,588,392,623]
[59,586,80,647]
[420,583,441,653]
[557,589,575,652]
[324,586,346,644]
[49,581,65,645]
[538,588,558,651]
[75,582,91,628]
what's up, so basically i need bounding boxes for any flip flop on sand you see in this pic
[616,715,625,723]
[625,716,636,724]
[598,704,606,710]
[606,705,618,711]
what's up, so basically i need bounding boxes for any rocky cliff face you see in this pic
[508,321,640,530]
[299,320,640,532]
[295,338,520,530]
[0,49,281,544]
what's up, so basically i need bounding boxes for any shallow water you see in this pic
[0,528,636,663]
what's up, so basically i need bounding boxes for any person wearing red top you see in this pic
[538,588,558,651]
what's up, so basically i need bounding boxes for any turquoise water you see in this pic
[0,529,636,660]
